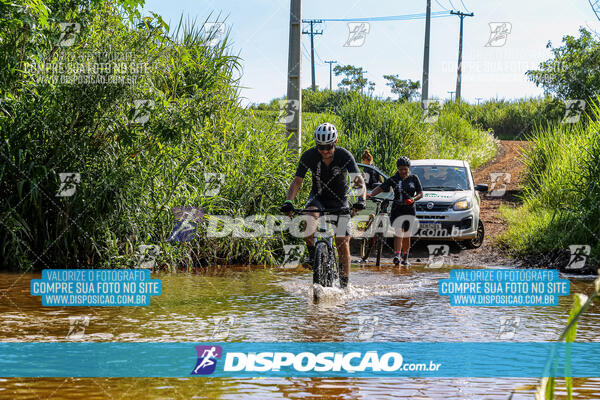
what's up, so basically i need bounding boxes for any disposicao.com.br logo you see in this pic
[191,347,441,376]
[191,345,222,375]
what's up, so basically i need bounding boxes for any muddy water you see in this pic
[1,265,599,399]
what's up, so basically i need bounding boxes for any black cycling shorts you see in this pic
[390,206,416,233]
[304,194,351,237]
[305,194,349,213]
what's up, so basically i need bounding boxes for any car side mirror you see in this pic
[475,184,488,192]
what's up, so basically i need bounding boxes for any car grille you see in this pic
[417,215,446,220]
[416,202,452,212]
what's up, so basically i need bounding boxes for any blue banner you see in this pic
[439,269,569,306]
[0,342,599,377]
[30,269,161,306]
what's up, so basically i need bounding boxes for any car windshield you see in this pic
[411,166,470,191]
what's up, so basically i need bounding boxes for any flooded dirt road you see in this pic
[1,265,599,399]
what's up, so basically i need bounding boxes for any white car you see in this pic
[357,160,488,248]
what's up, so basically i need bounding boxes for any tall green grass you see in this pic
[0,2,295,270]
[256,89,567,141]
[0,2,498,271]
[335,93,497,174]
[252,93,497,175]
[498,99,600,265]
[443,97,565,139]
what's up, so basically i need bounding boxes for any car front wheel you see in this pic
[465,220,484,249]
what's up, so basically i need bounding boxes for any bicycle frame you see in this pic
[360,197,389,266]
[293,207,350,288]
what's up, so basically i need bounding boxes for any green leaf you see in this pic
[565,293,587,343]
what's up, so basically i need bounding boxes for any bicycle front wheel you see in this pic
[313,241,336,287]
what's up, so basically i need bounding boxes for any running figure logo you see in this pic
[56,172,81,197]
[168,207,204,242]
[344,22,370,47]
[276,99,299,124]
[282,245,304,268]
[66,315,90,339]
[566,245,591,270]
[57,22,80,47]
[497,316,520,339]
[356,316,379,339]
[562,100,585,124]
[488,172,511,197]
[426,244,450,268]
[422,100,440,123]
[191,345,223,375]
[485,22,512,47]
[132,99,154,125]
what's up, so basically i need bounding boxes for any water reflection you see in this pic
[1,266,599,399]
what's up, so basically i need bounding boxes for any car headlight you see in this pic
[453,198,472,210]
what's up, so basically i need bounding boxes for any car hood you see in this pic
[418,190,472,203]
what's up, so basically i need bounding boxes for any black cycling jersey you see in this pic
[295,146,360,204]
[379,173,423,212]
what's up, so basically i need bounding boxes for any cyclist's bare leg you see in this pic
[401,234,410,253]
[393,225,409,265]
[394,235,401,253]
[335,235,351,286]
[304,207,319,247]
[304,208,319,268]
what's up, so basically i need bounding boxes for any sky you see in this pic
[143,0,599,105]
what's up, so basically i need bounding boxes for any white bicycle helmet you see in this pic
[314,123,338,145]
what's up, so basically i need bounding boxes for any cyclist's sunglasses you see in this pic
[317,143,334,151]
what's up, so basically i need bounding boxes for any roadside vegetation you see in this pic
[1,0,495,271]
[1,0,295,270]
[497,100,600,267]
[496,27,600,269]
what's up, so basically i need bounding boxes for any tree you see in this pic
[368,81,375,93]
[526,27,600,100]
[334,64,370,92]
[383,75,420,101]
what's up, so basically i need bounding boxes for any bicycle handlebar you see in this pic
[367,196,388,203]
[293,207,352,214]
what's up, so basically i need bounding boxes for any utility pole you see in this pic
[286,0,302,152]
[302,19,323,91]
[448,91,455,102]
[324,60,337,90]
[421,0,431,105]
[476,97,483,105]
[450,10,474,102]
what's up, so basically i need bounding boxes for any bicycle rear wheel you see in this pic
[360,237,374,261]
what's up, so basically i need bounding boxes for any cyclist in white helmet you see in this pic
[281,123,366,288]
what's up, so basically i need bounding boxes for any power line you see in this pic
[314,47,324,63]
[301,41,312,61]
[319,11,451,22]
[434,0,449,11]
[448,0,457,10]
[459,0,471,12]
[590,0,600,21]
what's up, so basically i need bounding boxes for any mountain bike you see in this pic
[293,207,351,287]
[359,197,389,267]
